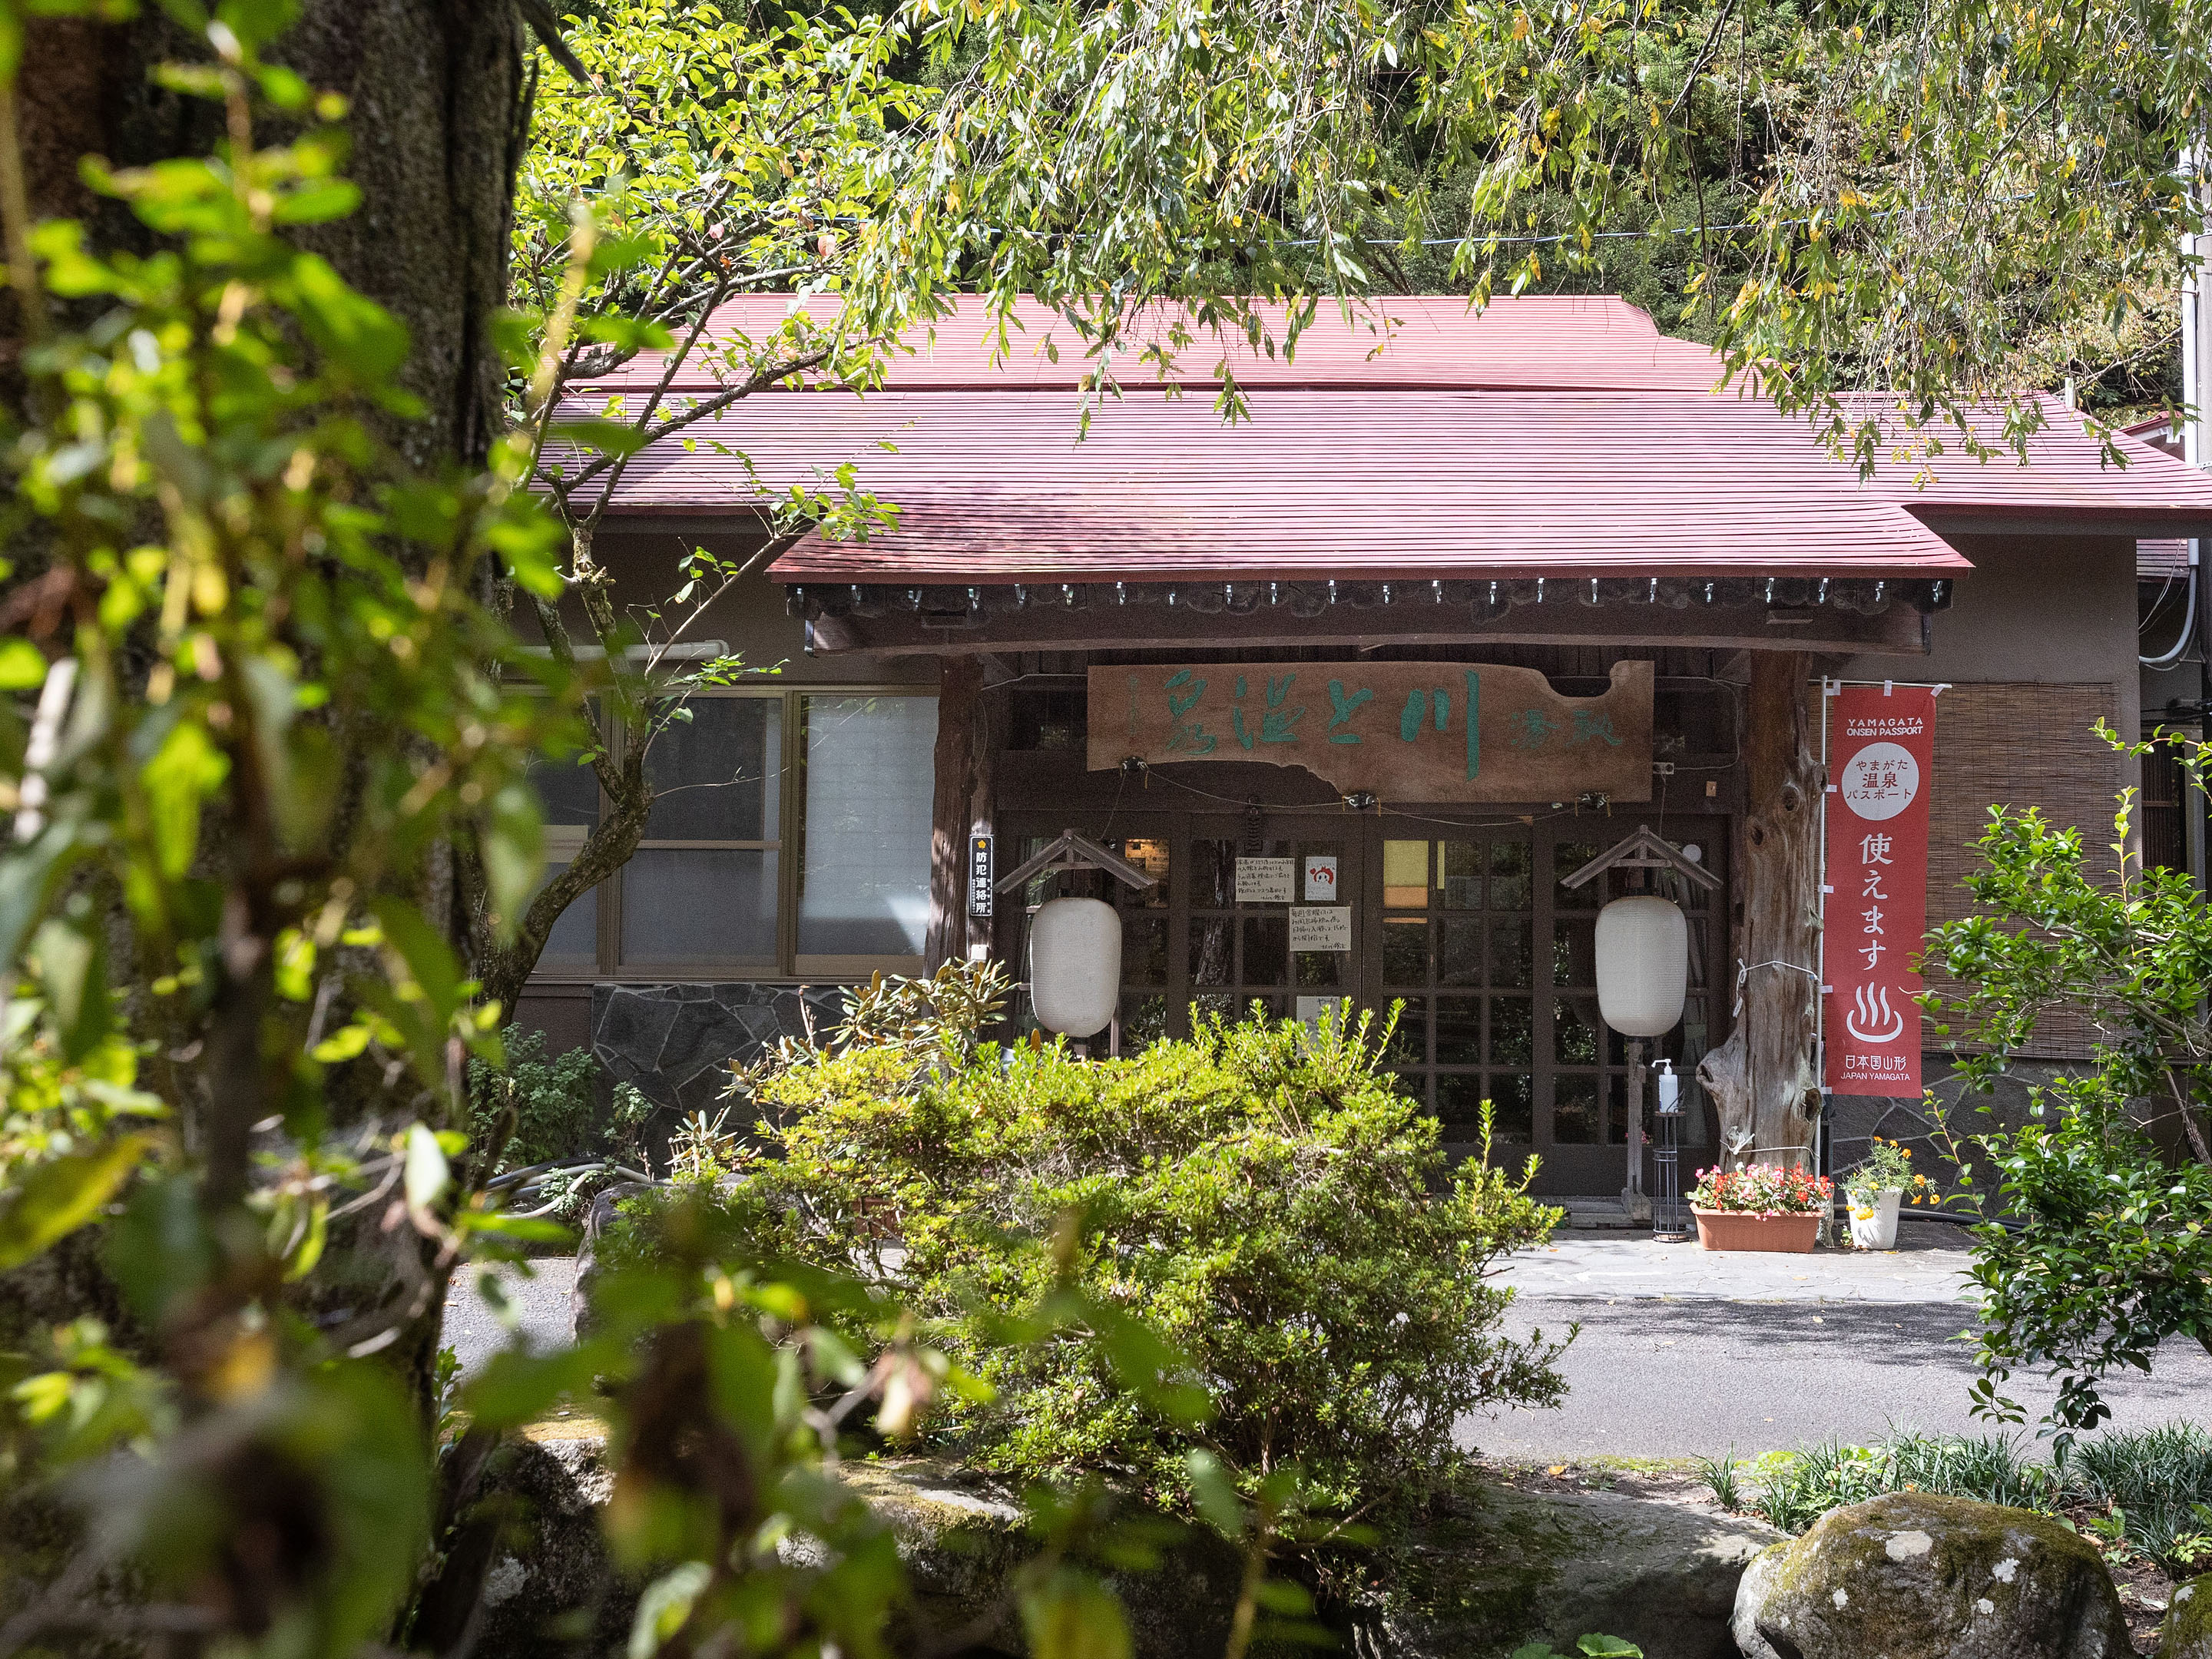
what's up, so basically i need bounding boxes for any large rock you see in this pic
[2163,1573,2212,1658]
[468,1435,1242,1659]
[1346,1482,1785,1659]
[1731,1491,2133,1659]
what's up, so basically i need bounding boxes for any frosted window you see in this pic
[621,849,779,965]
[798,696,938,958]
[537,863,598,970]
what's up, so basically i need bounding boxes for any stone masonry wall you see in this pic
[590,982,848,1117]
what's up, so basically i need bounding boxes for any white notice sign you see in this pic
[1234,856,1295,904]
[1289,906,1353,952]
[1303,855,1339,901]
[1296,995,1348,1031]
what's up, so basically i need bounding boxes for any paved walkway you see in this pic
[1472,1224,2212,1459]
[444,1224,2212,1462]
[1496,1222,1977,1304]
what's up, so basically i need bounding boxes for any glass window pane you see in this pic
[1440,918,1484,986]
[1491,995,1533,1065]
[527,750,600,829]
[1552,919,1596,986]
[1488,841,1532,910]
[1554,1076,1601,1144]
[1441,841,1484,909]
[536,863,597,971]
[1383,996,1426,1066]
[1555,996,1603,1065]
[1296,950,1345,989]
[1242,915,1288,985]
[1440,1073,1530,1144]
[1435,996,1482,1064]
[1383,839,1429,908]
[621,848,778,965]
[643,697,780,840]
[1555,841,1603,909]
[1123,915,1168,986]
[1118,838,1171,906]
[1490,918,1534,987]
[1192,839,1236,907]
[796,696,936,958]
[1189,917,1233,985]
[1382,918,1430,986]
[1120,994,1167,1054]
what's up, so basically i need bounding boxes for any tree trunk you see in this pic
[1699,652,1823,1170]
[17,5,526,469]
[925,657,985,971]
[8,2,528,1420]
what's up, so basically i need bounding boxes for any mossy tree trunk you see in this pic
[7,5,530,1419]
[1699,651,1823,1170]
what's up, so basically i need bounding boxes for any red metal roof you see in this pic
[587,293,1728,394]
[552,296,2212,584]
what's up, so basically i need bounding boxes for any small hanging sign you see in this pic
[1234,856,1295,903]
[967,833,994,919]
[1303,854,1339,901]
[1289,906,1353,952]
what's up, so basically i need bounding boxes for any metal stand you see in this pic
[1651,1060,1690,1241]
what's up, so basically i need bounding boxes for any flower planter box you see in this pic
[1693,1207,1821,1253]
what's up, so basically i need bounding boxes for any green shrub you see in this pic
[466,1027,656,1227]
[691,1005,1569,1514]
[1730,1423,2212,1572]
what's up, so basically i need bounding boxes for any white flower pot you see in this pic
[1847,1187,1903,1250]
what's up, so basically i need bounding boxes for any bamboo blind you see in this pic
[1912,681,2124,1058]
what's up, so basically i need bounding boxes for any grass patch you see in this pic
[1697,1422,2212,1576]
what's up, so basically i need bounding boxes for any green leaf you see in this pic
[628,1561,713,1659]
[369,896,465,1022]
[141,718,229,878]
[581,314,677,352]
[0,1135,152,1271]
[1021,1567,1132,1659]
[272,179,361,225]
[31,916,109,1061]
[0,637,48,690]
[1578,1636,1644,1657]
[283,251,409,382]
[547,418,649,458]
[1184,1449,1246,1539]
[479,779,545,946]
[404,1122,449,1218]
[462,1340,614,1428]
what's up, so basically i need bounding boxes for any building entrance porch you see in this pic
[998,806,1724,1195]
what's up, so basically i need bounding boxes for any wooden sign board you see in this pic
[1087,660,1653,802]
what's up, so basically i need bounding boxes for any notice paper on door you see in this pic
[1289,906,1353,952]
[1303,854,1339,901]
[1234,856,1296,904]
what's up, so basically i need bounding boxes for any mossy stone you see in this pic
[2161,1572,2212,1658]
[1734,1490,2132,1659]
[1348,1482,1784,1659]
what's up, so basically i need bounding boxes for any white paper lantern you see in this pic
[1030,897,1121,1038]
[1594,895,1688,1037]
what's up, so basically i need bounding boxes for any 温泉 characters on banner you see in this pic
[1823,687,1936,1098]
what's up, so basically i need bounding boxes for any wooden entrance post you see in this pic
[1698,652,1821,1170]
[925,657,985,971]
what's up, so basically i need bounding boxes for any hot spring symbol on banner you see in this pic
[1823,687,1936,1098]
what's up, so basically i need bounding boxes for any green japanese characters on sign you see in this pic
[1089,660,1653,802]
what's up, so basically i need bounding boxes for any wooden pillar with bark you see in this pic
[925,657,986,972]
[1698,651,1823,1169]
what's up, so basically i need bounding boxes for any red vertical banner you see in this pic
[1823,686,1936,1098]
